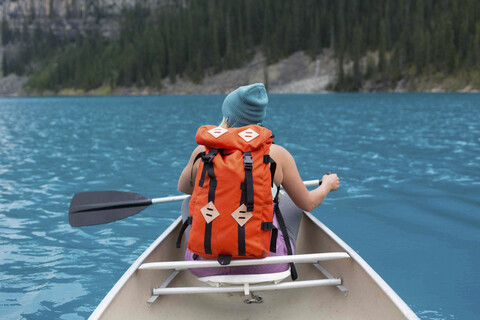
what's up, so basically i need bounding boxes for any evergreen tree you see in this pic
[352,25,362,89]
[444,21,456,73]
[413,0,426,73]
[1,20,13,45]
[2,54,7,76]
[9,0,480,92]
[475,22,480,68]
[378,19,387,74]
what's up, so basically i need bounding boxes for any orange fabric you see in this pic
[188,125,274,259]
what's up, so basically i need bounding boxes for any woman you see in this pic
[178,83,339,276]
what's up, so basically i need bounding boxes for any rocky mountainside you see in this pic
[0,50,338,96]
[156,51,337,95]
[0,0,179,38]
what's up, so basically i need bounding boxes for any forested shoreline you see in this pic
[1,0,480,93]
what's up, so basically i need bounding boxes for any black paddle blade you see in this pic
[69,191,152,227]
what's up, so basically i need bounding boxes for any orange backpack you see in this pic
[178,125,278,264]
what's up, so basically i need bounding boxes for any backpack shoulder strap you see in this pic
[190,151,206,187]
[274,197,298,281]
[264,154,277,188]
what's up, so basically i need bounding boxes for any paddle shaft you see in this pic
[150,179,322,204]
[69,179,323,227]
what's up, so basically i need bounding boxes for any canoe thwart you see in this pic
[152,278,343,296]
[138,252,350,271]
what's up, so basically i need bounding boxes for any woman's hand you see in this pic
[322,173,340,192]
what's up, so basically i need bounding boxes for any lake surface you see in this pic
[0,93,479,319]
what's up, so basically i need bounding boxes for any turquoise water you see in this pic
[0,93,479,319]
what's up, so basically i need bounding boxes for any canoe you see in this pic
[89,211,418,319]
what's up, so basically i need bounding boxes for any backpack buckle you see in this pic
[202,149,218,163]
[217,254,232,265]
[244,154,253,170]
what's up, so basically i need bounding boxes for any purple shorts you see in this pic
[185,214,293,277]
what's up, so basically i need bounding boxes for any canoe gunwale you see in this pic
[302,211,418,320]
[89,217,183,320]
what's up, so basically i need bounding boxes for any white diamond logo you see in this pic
[200,201,220,224]
[231,204,253,227]
[207,127,228,138]
[238,128,259,142]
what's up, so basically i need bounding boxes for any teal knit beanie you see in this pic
[222,83,268,127]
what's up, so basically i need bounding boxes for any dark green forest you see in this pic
[1,0,480,92]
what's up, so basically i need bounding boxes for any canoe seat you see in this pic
[197,268,291,300]
[197,268,291,288]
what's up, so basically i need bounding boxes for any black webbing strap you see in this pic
[206,165,217,203]
[203,149,218,255]
[176,217,192,248]
[238,226,246,256]
[198,149,218,187]
[203,167,216,254]
[262,154,278,253]
[198,165,207,187]
[261,221,278,253]
[204,223,213,254]
[274,199,298,281]
[237,179,248,257]
[190,152,205,187]
[244,152,254,212]
[264,155,277,188]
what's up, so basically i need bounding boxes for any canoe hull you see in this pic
[91,212,418,319]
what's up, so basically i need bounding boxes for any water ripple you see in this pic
[0,94,479,319]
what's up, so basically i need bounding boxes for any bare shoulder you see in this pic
[195,145,206,152]
[190,145,206,170]
[191,145,206,158]
[270,144,297,186]
[270,144,293,162]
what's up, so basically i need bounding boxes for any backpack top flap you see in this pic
[196,125,273,151]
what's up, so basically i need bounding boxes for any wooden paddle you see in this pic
[68,179,322,227]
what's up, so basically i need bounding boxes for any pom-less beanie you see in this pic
[222,83,268,127]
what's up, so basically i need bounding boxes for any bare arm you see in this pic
[178,145,205,195]
[271,145,339,212]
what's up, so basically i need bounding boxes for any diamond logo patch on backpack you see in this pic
[207,127,228,138]
[231,204,253,227]
[200,201,220,224]
[238,128,259,142]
